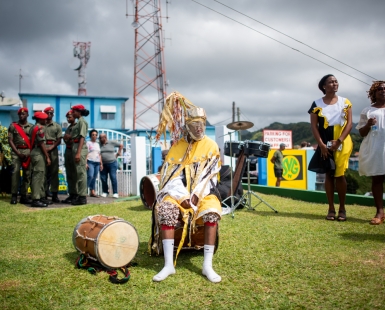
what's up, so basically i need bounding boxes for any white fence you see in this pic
[58,129,151,197]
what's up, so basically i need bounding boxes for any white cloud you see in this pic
[0,0,384,130]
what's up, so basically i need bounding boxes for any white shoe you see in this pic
[101,193,108,198]
[113,193,119,198]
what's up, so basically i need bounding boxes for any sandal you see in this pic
[337,211,347,222]
[369,217,384,225]
[325,211,336,221]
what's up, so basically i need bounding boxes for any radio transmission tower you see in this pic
[72,42,91,96]
[131,0,168,129]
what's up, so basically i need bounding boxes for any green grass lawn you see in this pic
[0,194,384,310]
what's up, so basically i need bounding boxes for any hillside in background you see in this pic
[240,122,362,153]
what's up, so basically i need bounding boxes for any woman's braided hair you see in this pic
[367,81,385,104]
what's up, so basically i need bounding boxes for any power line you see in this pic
[213,0,378,81]
[211,116,233,126]
[191,0,371,86]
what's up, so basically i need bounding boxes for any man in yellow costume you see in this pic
[151,92,222,283]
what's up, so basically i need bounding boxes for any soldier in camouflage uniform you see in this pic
[62,110,78,204]
[29,112,52,208]
[70,105,89,205]
[8,107,33,204]
[43,107,63,203]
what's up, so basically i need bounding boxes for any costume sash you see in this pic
[13,122,32,169]
[30,125,40,150]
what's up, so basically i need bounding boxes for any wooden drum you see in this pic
[72,215,139,268]
[140,174,161,209]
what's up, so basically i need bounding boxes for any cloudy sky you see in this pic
[1,0,384,130]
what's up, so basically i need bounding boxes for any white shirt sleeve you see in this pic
[356,107,370,130]
[160,174,190,203]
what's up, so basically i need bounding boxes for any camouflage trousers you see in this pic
[46,148,59,193]
[30,147,47,200]
[72,144,88,196]
[65,148,78,195]
[11,149,31,195]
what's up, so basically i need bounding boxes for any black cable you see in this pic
[214,0,378,81]
[191,0,371,86]
[212,116,233,126]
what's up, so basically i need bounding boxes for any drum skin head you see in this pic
[96,220,139,268]
[73,215,140,269]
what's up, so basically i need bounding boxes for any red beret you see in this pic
[66,110,73,117]
[43,106,54,113]
[34,112,48,120]
[17,107,28,114]
[71,104,85,111]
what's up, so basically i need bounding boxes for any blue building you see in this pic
[19,93,129,131]
[0,106,20,127]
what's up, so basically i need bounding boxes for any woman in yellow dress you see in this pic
[308,74,353,221]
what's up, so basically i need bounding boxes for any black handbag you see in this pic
[308,147,336,177]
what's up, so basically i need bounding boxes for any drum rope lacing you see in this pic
[75,254,133,284]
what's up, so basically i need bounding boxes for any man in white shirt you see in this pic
[123,148,131,170]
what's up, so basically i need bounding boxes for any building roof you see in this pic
[0,106,20,111]
[19,93,129,101]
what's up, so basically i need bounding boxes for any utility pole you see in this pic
[237,107,241,140]
[232,101,235,123]
[17,69,28,94]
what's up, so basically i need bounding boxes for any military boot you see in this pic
[51,192,60,203]
[31,200,48,208]
[40,198,53,205]
[61,194,75,204]
[20,195,32,204]
[72,196,87,206]
[10,194,18,205]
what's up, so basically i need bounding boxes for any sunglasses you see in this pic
[377,87,385,91]
[91,134,98,136]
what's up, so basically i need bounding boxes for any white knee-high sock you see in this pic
[153,239,176,282]
[202,244,221,283]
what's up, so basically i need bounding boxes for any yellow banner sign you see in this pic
[267,149,307,189]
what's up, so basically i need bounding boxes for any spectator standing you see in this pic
[62,110,77,204]
[270,143,285,187]
[43,107,62,203]
[99,133,123,198]
[87,129,103,197]
[300,141,314,150]
[308,74,353,222]
[356,81,385,225]
[123,147,131,170]
[8,107,33,204]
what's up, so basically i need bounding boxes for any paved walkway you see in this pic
[23,194,117,209]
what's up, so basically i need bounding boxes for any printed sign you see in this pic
[263,130,292,149]
[267,149,307,189]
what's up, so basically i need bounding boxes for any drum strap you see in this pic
[75,254,133,284]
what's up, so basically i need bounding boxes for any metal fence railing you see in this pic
[58,129,152,197]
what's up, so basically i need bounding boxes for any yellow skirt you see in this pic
[333,125,353,177]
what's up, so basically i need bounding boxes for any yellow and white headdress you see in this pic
[156,91,206,144]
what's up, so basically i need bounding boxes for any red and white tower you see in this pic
[131,0,167,129]
[72,42,91,96]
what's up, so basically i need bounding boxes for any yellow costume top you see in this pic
[150,136,222,258]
